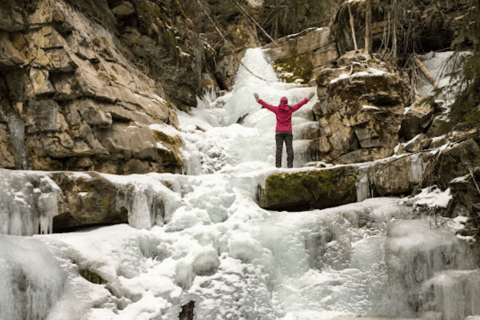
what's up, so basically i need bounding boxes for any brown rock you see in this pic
[400,97,436,141]
[112,1,135,17]
[0,124,15,168]
[361,151,437,197]
[257,166,358,211]
[30,68,55,95]
[403,133,431,153]
[333,148,391,165]
[266,28,338,81]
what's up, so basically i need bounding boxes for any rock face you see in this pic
[265,27,338,84]
[311,51,409,164]
[0,0,186,173]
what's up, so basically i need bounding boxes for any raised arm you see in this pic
[254,93,276,113]
[291,92,315,112]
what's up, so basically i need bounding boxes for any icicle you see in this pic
[127,188,152,230]
[356,166,370,202]
[411,153,423,184]
[36,177,61,235]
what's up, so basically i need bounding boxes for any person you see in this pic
[253,92,315,168]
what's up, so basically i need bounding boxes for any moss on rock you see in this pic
[274,54,314,84]
[258,166,357,211]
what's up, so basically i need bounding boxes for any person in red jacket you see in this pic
[254,92,315,168]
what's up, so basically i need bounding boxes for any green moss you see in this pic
[153,130,182,146]
[264,167,357,210]
[102,193,111,211]
[79,268,107,285]
[274,55,314,84]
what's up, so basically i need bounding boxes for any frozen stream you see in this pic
[1,49,480,320]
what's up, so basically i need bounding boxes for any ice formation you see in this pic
[0,48,478,320]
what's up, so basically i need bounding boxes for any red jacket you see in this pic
[258,97,309,132]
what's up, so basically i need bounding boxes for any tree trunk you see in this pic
[348,3,358,51]
[414,57,439,89]
[392,0,397,63]
[365,0,372,54]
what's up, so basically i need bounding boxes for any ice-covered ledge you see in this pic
[257,139,480,212]
[0,169,182,235]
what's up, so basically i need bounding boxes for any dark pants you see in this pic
[275,132,293,168]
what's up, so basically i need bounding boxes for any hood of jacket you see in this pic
[279,97,290,110]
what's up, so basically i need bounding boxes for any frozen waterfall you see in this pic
[0,48,479,320]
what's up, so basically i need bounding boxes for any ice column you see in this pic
[411,153,423,184]
[356,166,371,202]
[36,176,62,234]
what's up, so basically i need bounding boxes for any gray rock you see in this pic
[79,100,113,128]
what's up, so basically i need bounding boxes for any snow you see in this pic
[362,105,380,111]
[400,186,452,209]
[153,94,167,103]
[1,47,479,320]
[330,67,386,84]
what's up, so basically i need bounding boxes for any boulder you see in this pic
[399,97,437,141]
[30,68,56,95]
[257,166,357,211]
[369,152,434,196]
[24,100,69,133]
[51,172,130,232]
[79,100,113,128]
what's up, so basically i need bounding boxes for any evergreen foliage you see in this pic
[448,2,480,129]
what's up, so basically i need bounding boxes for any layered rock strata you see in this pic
[311,51,409,164]
[0,0,184,173]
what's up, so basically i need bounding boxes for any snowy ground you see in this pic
[1,48,479,320]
